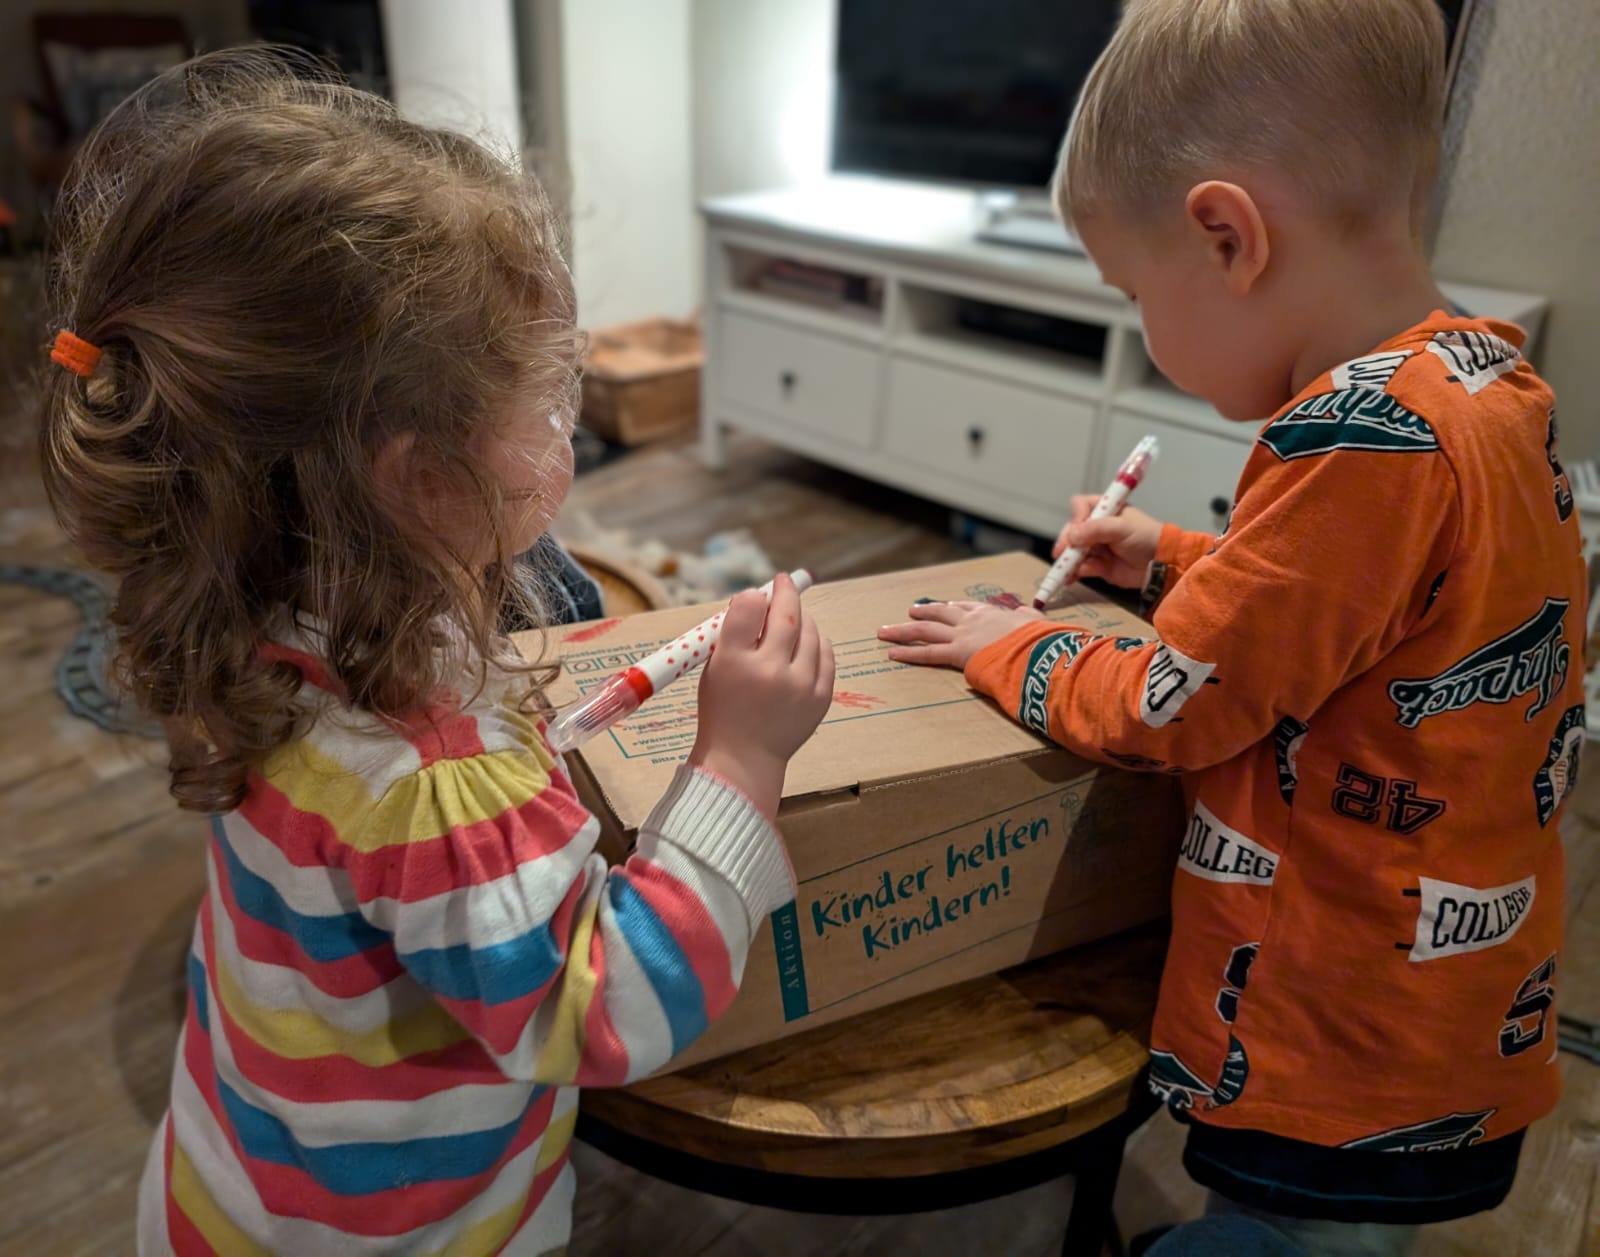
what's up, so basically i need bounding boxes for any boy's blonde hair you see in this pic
[1058,0,1447,227]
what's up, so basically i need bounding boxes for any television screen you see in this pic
[833,1,1476,191]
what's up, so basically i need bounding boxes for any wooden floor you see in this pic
[1,431,1596,1256]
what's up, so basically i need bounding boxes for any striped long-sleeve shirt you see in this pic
[137,640,792,1255]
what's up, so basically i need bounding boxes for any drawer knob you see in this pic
[1210,496,1230,516]
[967,425,985,450]
[780,370,796,396]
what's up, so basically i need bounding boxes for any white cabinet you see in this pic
[1104,410,1253,535]
[883,359,1095,510]
[699,182,1548,539]
[718,312,881,450]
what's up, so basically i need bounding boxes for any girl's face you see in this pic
[484,393,576,559]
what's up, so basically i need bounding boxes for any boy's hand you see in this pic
[1055,496,1163,589]
[690,573,836,815]
[878,601,1044,671]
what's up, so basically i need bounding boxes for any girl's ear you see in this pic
[372,429,420,510]
[373,430,454,533]
[1184,180,1270,297]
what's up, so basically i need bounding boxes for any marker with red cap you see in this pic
[546,570,814,753]
[1033,435,1160,611]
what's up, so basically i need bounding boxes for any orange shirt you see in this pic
[967,312,1583,1149]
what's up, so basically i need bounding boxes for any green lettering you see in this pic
[862,920,892,959]
[811,896,840,936]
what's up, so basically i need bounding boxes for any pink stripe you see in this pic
[200,907,502,1102]
[432,874,587,1057]
[164,1120,219,1256]
[211,827,401,999]
[393,696,487,769]
[623,860,739,1017]
[573,907,630,1085]
[492,1150,571,1254]
[242,766,592,904]
[257,642,344,698]
[338,788,594,904]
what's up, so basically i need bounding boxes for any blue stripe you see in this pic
[607,877,707,1054]
[187,953,210,1033]
[400,923,566,1007]
[211,817,389,963]
[217,1076,544,1195]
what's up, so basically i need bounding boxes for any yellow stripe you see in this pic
[534,1104,578,1175]
[170,1137,272,1257]
[213,953,468,1065]
[532,895,600,1084]
[424,1191,530,1257]
[268,740,558,853]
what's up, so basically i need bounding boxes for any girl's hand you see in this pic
[1055,496,1164,589]
[689,573,835,815]
[878,601,1044,671]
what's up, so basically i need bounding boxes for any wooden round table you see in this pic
[578,920,1170,1257]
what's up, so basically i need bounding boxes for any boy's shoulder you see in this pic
[1261,313,1552,465]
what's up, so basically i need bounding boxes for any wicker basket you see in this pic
[579,318,702,446]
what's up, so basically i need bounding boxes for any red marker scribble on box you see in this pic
[565,617,622,644]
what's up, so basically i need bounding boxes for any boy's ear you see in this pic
[1184,181,1269,295]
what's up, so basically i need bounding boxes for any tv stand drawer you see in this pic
[716,310,880,449]
[882,359,1094,507]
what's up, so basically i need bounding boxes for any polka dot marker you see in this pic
[546,569,814,753]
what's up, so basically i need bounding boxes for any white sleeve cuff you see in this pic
[638,764,795,930]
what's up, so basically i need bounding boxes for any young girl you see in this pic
[40,51,834,1256]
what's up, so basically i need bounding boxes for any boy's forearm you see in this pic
[1142,524,1218,614]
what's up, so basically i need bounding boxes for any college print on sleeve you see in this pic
[1340,1110,1493,1152]
[1181,801,1277,885]
[1272,717,1308,805]
[1330,349,1412,390]
[1017,630,1093,736]
[1259,388,1439,461]
[1499,952,1557,1059]
[1427,329,1521,396]
[1534,704,1585,827]
[1547,409,1576,523]
[1401,874,1536,962]
[1140,641,1218,728]
[1388,598,1570,729]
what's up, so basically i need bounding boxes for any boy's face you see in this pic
[1076,210,1297,422]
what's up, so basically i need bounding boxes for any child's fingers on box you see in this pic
[886,643,955,668]
[878,619,954,644]
[906,601,965,624]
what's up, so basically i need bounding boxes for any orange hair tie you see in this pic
[51,330,102,378]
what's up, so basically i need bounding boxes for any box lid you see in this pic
[519,552,1153,831]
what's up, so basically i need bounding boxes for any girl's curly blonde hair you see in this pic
[39,49,578,813]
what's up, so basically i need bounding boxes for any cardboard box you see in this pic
[515,553,1183,1069]
[579,318,701,446]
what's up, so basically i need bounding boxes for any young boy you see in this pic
[880,0,1583,1250]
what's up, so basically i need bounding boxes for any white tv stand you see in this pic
[699,177,1549,538]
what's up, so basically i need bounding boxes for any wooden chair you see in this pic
[579,920,1170,1257]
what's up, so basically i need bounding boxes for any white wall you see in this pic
[1434,0,1600,456]
[553,0,697,329]
[381,0,523,156]
[690,0,833,201]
